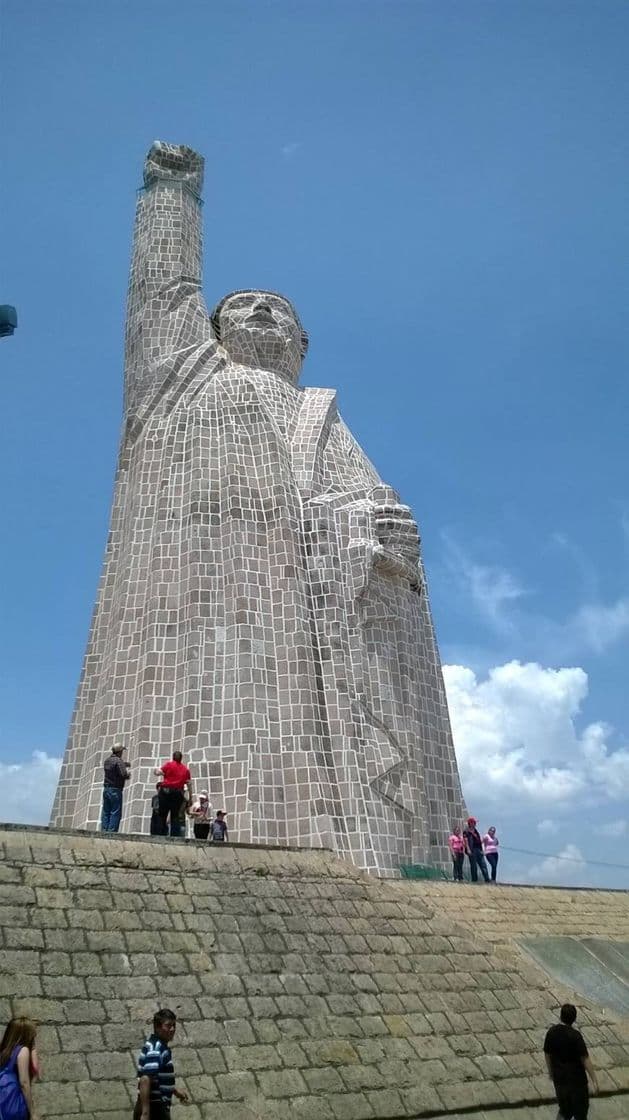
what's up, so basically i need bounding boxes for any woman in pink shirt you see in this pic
[448,825,465,881]
[482,826,499,881]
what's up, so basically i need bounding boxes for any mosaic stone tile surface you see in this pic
[51,142,466,874]
[2,828,629,1120]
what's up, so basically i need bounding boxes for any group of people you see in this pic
[0,1010,187,1120]
[0,1001,599,1120]
[101,745,228,843]
[448,816,500,882]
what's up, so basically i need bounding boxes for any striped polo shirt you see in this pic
[136,1034,176,1106]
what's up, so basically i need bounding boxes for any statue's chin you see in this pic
[222,331,301,382]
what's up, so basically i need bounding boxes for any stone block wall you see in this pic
[0,826,628,1120]
[393,880,629,947]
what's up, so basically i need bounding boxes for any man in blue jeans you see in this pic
[101,744,131,831]
[463,816,490,883]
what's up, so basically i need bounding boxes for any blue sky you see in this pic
[2,1,629,886]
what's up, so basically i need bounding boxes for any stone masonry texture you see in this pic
[1,826,628,1120]
[50,140,465,875]
[394,880,629,946]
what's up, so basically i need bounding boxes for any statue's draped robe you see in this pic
[51,163,465,874]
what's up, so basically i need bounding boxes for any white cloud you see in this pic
[579,722,629,798]
[528,843,586,885]
[442,536,526,633]
[594,819,627,838]
[537,818,560,836]
[0,752,62,825]
[444,660,629,805]
[466,565,525,631]
[444,660,586,802]
[568,599,629,655]
[441,534,629,659]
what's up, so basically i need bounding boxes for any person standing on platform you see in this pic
[177,785,191,838]
[101,744,131,832]
[189,791,212,839]
[448,825,465,881]
[149,784,163,836]
[544,1003,598,1120]
[482,825,500,881]
[210,811,228,843]
[463,817,490,883]
[154,752,191,838]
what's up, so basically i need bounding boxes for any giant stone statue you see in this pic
[51,142,465,875]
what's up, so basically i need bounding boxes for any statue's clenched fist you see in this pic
[372,499,420,571]
[143,141,204,194]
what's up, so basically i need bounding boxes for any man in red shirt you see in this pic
[154,752,192,838]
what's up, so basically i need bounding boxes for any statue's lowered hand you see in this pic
[373,502,420,570]
[144,141,204,194]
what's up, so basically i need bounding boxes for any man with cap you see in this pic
[189,790,212,840]
[101,744,131,832]
[463,817,490,883]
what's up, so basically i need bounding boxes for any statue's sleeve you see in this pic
[317,415,422,590]
[322,415,383,495]
[124,142,212,416]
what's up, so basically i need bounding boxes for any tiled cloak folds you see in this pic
[51,147,465,875]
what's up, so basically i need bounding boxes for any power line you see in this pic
[501,844,629,872]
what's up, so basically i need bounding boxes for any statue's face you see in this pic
[217,291,304,383]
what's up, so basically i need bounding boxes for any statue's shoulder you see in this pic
[300,385,336,398]
[298,385,338,412]
[294,387,338,438]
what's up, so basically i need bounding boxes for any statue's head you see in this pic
[211,290,308,384]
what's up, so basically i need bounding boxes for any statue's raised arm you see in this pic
[143,141,204,193]
[124,141,212,415]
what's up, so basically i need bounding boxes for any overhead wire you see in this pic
[500,844,629,872]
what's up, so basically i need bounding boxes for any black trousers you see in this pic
[158,788,184,837]
[451,853,464,881]
[554,1079,589,1120]
[486,851,499,881]
[133,1098,170,1119]
[468,848,490,882]
[193,822,210,839]
[150,810,164,836]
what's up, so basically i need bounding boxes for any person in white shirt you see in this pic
[482,826,499,882]
[189,790,212,840]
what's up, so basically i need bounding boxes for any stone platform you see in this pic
[0,825,628,1120]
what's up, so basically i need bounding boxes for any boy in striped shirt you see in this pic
[134,1008,190,1118]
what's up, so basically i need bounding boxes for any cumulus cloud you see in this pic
[0,752,61,826]
[528,843,587,885]
[443,660,629,805]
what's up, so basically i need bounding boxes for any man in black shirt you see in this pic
[543,1003,598,1120]
[101,744,131,832]
[463,817,490,882]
